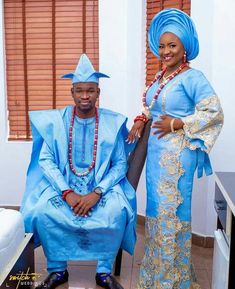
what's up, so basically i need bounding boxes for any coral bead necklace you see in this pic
[68,106,98,177]
[142,62,188,118]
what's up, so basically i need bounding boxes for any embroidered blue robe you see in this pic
[20,106,136,262]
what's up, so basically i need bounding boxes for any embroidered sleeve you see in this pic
[182,95,224,153]
[39,142,70,193]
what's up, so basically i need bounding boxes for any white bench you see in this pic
[0,208,34,289]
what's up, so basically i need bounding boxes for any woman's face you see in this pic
[159,32,185,71]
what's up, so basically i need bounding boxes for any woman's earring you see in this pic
[183,51,187,63]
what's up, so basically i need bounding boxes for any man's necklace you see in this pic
[142,62,188,118]
[68,106,98,177]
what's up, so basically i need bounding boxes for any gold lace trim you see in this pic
[137,128,201,289]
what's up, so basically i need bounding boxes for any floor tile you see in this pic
[195,269,211,289]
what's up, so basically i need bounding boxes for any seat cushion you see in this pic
[0,208,25,272]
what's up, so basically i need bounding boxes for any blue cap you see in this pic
[148,8,199,61]
[61,53,109,84]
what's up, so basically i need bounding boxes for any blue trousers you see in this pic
[47,259,114,273]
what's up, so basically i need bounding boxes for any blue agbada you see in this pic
[20,106,136,263]
[148,8,199,61]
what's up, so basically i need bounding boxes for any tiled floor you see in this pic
[34,224,213,289]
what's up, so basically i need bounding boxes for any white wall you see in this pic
[0,0,234,237]
[99,0,146,123]
[208,0,235,236]
[211,0,235,172]
[190,0,215,236]
[99,0,147,215]
[191,0,235,236]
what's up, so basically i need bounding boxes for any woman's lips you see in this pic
[163,56,172,62]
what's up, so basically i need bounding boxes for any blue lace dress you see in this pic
[137,69,223,289]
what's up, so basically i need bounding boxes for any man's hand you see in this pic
[126,120,145,144]
[72,192,100,217]
[65,191,82,208]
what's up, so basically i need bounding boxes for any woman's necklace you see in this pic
[68,106,98,177]
[142,62,188,118]
[162,67,185,82]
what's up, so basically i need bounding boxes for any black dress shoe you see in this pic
[35,270,69,289]
[95,273,124,289]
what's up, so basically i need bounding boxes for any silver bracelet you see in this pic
[170,118,176,133]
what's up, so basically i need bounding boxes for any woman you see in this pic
[127,8,223,289]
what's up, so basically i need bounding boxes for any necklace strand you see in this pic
[162,67,184,81]
[68,106,98,177]
[142,62,188,118]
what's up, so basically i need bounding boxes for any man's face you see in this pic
[71,82,100,116]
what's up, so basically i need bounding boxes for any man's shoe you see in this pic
[95,273,124,289]
[35,270,69,289]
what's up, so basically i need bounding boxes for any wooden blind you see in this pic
[146,0,191,85]
[4,0,99,140]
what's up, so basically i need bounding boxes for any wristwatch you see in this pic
[94,187,103,198]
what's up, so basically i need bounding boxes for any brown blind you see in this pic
[4,0,99,140]
[146,0,191,85]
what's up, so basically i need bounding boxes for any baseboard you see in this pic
[1,205,20,211]
[192,234,214,248]
[137,215,214,248]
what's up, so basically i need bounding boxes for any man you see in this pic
[20,54,136,289]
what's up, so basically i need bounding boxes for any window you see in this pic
[146,0,191,85]
[4,0,99,140]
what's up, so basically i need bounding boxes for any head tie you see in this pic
[148,8,199,61]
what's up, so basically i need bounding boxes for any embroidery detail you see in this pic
[98,195,107,207]
[72,215,88,226]
[182,95,224,153]
[76,228,92,250]
[137,128,201,289]
[49,196,64,209]
[137,219,200,289]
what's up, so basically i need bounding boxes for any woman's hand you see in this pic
[152,115,184,139]
[126,120,145,144]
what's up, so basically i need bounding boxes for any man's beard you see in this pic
[77,102,94,114]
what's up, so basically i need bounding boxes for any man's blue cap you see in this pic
[61,53,109,84]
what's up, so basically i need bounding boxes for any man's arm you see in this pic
[39,141,87,211]
[38,141,70,193]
